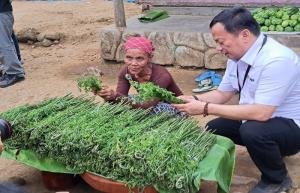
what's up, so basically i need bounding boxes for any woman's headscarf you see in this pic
[124,36,155,55]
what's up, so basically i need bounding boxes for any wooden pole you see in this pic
[113,0,126,28]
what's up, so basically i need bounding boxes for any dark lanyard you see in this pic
[237,34,267,93]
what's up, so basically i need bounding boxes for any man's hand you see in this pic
[173,98,206,115]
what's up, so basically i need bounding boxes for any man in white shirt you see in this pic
[174,7,300,193]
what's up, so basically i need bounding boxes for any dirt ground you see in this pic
[1,1,300,193]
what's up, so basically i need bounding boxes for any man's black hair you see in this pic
[209,7,260,36]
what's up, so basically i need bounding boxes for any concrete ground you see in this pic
[126,15,212,32]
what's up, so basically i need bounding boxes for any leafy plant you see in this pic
[77,75,102,92]
[126,74,185,104]
[1,95,215,193]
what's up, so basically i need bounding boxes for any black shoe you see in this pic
[0,74,25,88]
[249,175,293,193]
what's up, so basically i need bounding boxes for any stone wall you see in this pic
[100,29,228,69]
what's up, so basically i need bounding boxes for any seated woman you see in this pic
[98,36,183,115]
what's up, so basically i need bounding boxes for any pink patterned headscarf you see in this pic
[124,36,155,55]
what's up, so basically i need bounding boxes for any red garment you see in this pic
[113,64,183,109]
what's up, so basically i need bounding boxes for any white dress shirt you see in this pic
[218,33,300,126]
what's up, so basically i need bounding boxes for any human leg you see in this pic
[240,118,300,183]
[11,30,21,61]
[206,117,243,145]
[0,12,25,87]
[240,118,300,192]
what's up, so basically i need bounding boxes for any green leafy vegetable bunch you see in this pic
[77,75,102,92]
[1,95,215,193]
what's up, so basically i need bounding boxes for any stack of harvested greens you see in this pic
[0,95,215,193]
[126,74,185,104]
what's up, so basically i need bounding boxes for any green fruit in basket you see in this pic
[262,10,271,19]
[268,8,277,16]
[289,19,298,27]
[288,7,299,16]
[256,17,265,25]
[282,7,299,16]
[282,14,290,21]
[277,18,283,25]
[276,11,284,18]
[269,25,276,31]
[284,26,294,32]
[282,20,289,27]
[264,19,271,26]
[276,25,284,32]
[291,14,298,20]
[271,18,282,25]
[260,26,269,32]
[294,24,300,31]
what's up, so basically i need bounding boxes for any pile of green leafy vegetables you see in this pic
[252,6,300,32]
[126,74,185,104]
[1,95,216,193]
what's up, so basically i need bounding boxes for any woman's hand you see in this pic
[96,86,116,101]
[173,98,206,115]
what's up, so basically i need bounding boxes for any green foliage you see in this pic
[126,75,185,104]
[77,75,102,93]
[1,95,216,193]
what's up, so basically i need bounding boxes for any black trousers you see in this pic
[206,117,300,183]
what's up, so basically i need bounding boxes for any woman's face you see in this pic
[125,49,151,75]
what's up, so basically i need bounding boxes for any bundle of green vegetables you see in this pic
[77,75,102,93]
[1,95,216,193]
[252,6,300,32]
[126,74,185,104]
